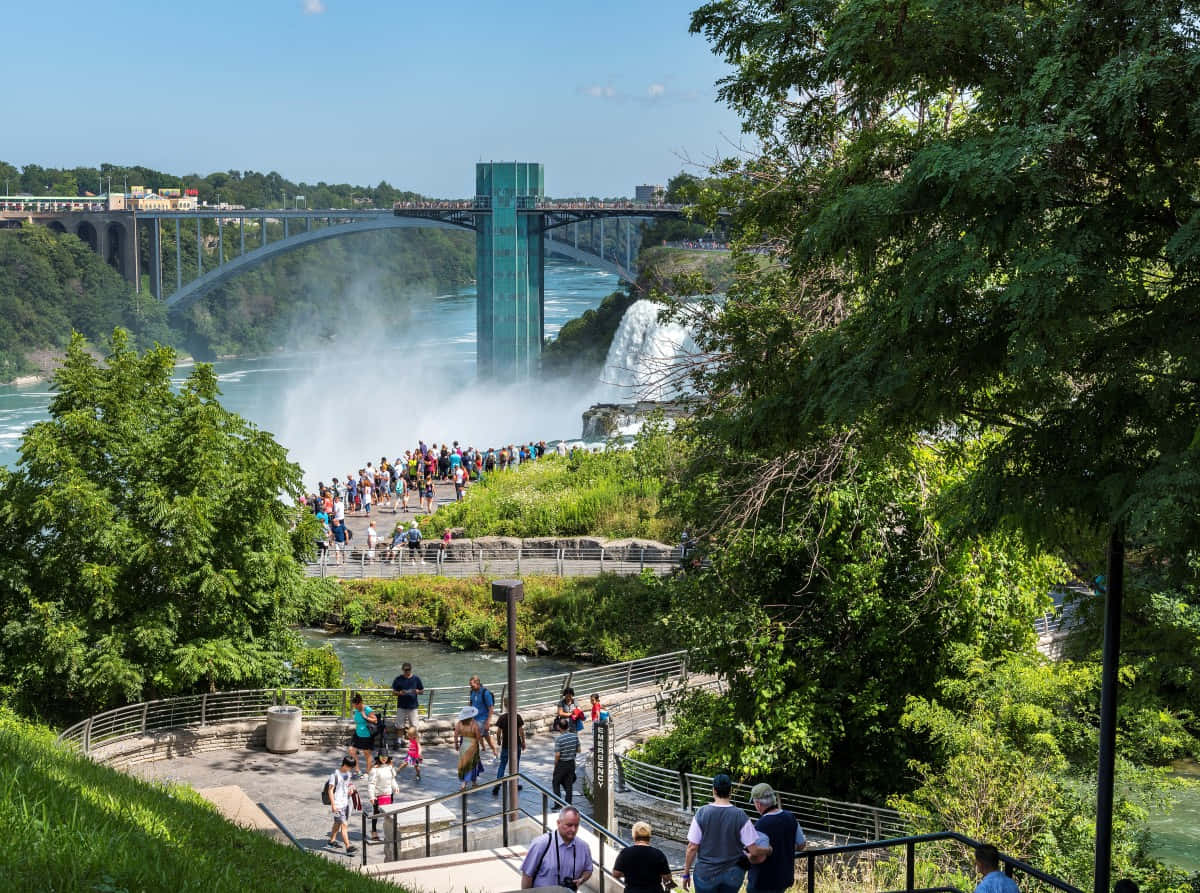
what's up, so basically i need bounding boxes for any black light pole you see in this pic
[1094,525,1125,893]
[493,579,525,823]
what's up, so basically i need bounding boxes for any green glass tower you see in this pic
[476,161,545,378]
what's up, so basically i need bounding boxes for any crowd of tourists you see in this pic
[320,661,1020,893]
[300,439,573,560]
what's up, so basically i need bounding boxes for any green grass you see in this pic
[0,709,397,892]
[328,573,676,661]
[422,450,673,541]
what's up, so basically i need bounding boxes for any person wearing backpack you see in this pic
[324,756,359,855]
[468,674,498,757]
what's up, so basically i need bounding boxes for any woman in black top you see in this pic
[614,821,673,893]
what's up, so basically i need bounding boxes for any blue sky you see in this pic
[2,1,748,198]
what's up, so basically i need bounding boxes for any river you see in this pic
[0,259,619,484]
[298,629,587,689]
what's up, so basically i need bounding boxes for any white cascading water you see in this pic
[594,299,699,403]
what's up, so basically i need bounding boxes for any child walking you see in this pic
[367,754,400,842]
[399,725,423,781]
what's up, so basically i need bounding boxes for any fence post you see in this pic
[517,546,521,574]
[640,547,645,572]
[679,771,690,811]
[600,547,605,571]
[83,717,92,754]
[201,693,208,727]
[140,702,149,734]
[427,690,435,719]
[558,547,564,576]
[479,548,484,574]
[625,663,632,692]
[565,671,574,694]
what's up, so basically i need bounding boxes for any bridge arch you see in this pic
[106,222,127,275]
[76,221,98,253]
[47,220,66,234]
[164,216,474,313]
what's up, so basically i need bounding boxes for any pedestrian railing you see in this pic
[305,545,690,579]
[800,832,1084,893]
[57,650,690,756]
[612,751,908,844]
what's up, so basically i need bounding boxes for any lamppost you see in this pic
[492,578,524,832]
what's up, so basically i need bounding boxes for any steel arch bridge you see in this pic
[141,207,659,313]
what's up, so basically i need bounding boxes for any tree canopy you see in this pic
[0,331,323,721]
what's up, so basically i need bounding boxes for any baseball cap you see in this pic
[750,782,775,801]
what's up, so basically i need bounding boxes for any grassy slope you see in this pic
[0,710,394,893]
[422,452,672,541]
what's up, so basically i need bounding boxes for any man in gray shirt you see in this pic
[551,716,580,804]
[683,774,770,893]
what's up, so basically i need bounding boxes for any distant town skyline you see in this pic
[4,1,747,198]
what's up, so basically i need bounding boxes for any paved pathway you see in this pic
[132,716,611,867]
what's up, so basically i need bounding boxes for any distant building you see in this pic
[635,184,665,204]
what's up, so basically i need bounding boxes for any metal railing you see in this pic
[57,651,689,755]
[362,769,633,892]
[801,832,1084,893]
[613,751,907,843]
[305,545,687,579]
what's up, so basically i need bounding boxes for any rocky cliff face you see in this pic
[581,400,693,439]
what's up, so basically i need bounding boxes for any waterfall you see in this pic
[595,300,698,403]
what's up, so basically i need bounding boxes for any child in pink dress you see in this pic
[400,725,422,781]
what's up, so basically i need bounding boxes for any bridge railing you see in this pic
[57,650,690,756]
[305,544,690,579]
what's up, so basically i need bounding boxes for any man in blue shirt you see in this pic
[974,844,1020,893]
[391,662,424,733]
[468,675,498,757]
[746,783,806,893]
[520,806,594,889]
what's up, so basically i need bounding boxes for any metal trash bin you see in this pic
[266,705,302,754]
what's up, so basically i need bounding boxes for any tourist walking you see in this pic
[614,822,674,893]
[974,844,1020,893]
[391,662,424,735]
[746,783,806,893]
[348,693,381,775]
[551,716,579,804]
[492,696,525,796]
[367,754,399,842]
[682,774,770,893]
[454,705,484,790]
[399,725,422,781]
[324,756,359,855]
[468,675,499,756]
[520,806,594,890]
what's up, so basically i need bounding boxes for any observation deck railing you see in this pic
[57,651,689,756]
[305,544,690,579]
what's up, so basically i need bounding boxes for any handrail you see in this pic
[365,769,633,881]
[56,650,689,754]
[305,545,690,579]
[256,801,308,853]
[801,832,1085,893]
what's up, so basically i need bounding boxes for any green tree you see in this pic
[0,331,322,721]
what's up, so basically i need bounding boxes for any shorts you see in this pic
[350,733,374,750]
[407,541,420,553]
[332,805,350,826]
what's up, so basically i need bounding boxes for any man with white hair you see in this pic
[746,782,806,893]
[520,806,595,890]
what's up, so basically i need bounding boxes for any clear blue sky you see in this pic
[2,1,748,198]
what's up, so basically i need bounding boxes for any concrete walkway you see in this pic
[132,714,605,867]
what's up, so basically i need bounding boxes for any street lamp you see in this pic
[492,578,524,830]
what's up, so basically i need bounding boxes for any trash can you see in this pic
[266,705,302,754]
